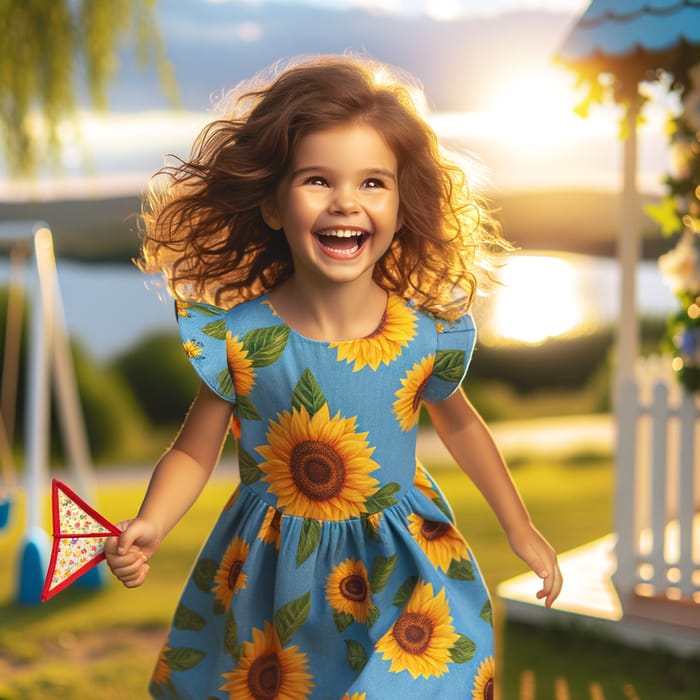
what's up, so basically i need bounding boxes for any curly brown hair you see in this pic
[138,54,508,320]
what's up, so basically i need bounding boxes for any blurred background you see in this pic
[1,1,698,698]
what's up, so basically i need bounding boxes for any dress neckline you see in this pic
[261,293,389,345]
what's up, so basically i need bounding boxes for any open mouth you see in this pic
[315,229,369,256]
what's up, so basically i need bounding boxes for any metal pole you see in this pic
[17,226,53,604]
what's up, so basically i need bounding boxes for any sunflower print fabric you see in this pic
[151,294,494,699]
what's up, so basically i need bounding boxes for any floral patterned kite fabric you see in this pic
[41,479,121,602]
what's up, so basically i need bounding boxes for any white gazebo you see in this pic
[498,0,700,657]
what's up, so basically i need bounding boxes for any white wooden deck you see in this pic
[497,534,700,658]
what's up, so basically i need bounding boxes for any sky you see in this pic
[205,0,588,18]
[0,0,675,200]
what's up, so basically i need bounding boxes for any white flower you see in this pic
[658,231,700,295]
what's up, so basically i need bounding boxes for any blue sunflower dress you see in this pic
[149,293,495,700]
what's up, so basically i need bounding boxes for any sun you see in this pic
[483,253,588,345]
[484,63,582,148]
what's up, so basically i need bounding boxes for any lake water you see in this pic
[0,252,678,361]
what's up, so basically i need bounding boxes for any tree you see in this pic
[0,0,178,176]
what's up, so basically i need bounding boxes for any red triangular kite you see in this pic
[41,478,121,602]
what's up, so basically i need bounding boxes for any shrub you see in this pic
[112,332,199,427]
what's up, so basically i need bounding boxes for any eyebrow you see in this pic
[290,166,398,182]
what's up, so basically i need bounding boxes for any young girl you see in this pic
[105,55,562,700]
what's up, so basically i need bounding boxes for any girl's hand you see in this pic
[506,521,563,608]
[104,518,160,588]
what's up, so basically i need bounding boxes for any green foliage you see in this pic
[112,332,199,427]
[0,0,178,176]
[502,621,700,700]
[69,342,152,463]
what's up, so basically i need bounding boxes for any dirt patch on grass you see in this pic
[0,626,165,678]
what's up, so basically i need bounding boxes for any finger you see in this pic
[111,554,148,580]
[118,528,141,555]
[546,565,564,607]
[539,564,563,608]
[121,564,150,588]
[104,536,121,556]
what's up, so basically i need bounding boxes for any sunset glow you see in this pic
[483,254,589,345]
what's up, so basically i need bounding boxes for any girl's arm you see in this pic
[105,382,232,587]
[424,387,563,607]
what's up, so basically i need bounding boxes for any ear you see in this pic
[261,197,282,231]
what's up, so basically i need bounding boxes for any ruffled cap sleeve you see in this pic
[422,313,476,404]
[176,301,236,403]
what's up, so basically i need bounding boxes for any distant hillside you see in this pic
[497,190,669,259]
[0,190,669,263]
[0,196,141,263]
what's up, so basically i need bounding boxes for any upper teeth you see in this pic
[320,229,364,238]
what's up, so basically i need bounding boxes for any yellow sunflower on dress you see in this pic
[330,295,417,372]
[212,536,249,610]
[175,300,191,318]
[326,558,376,624]
[375,580,458,679]
[220,621,314,700]
[407,513,467,572]
[393,355,434,432]
[258,506,282,551]
[256,403,380,520]
[182,338,203,359]
[472,656,495,700]
[341,694,367,700]
[151,644,171,687]
[226,331,255,396]
[413,461,439,501]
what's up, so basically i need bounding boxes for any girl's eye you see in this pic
[305,176,327,187]
[363,178,385,189]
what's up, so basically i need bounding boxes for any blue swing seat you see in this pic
[0,496,12,530]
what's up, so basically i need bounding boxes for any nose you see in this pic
[329,185,360,214]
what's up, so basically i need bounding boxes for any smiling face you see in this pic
[263,122,401,289]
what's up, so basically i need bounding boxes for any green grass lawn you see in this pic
[0,457,698,699]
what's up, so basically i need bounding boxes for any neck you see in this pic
[269,277,387,342]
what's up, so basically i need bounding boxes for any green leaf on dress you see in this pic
[333,610,355,633]
[480,600,493,626]
[242,325,290,367]
[362,483,400,514]
[433,349,466,383]
[392,576,418,607]
[345,639,368,673]
[237,395,260,421]
[447,558,475,581]
[193,558,218,593]
[212,598,225,616]
[433,495,454,521]
[190,304,222,317]
[369,554,397,594]
[238,449,263,485]
[202,319,227,340]
[217,368,234,397]
[361,516,381,542]
[366,605,380,628]
[224,609,240,659]
[173,604,206,631]
[274,592,311,646]
[165,647,206,671]
[296,518,322,567]
[291,369,326,417]
[449,634,476,664]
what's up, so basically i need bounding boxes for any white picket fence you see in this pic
[614,359,700,605]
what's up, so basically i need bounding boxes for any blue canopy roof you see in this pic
[559,0,700,67]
